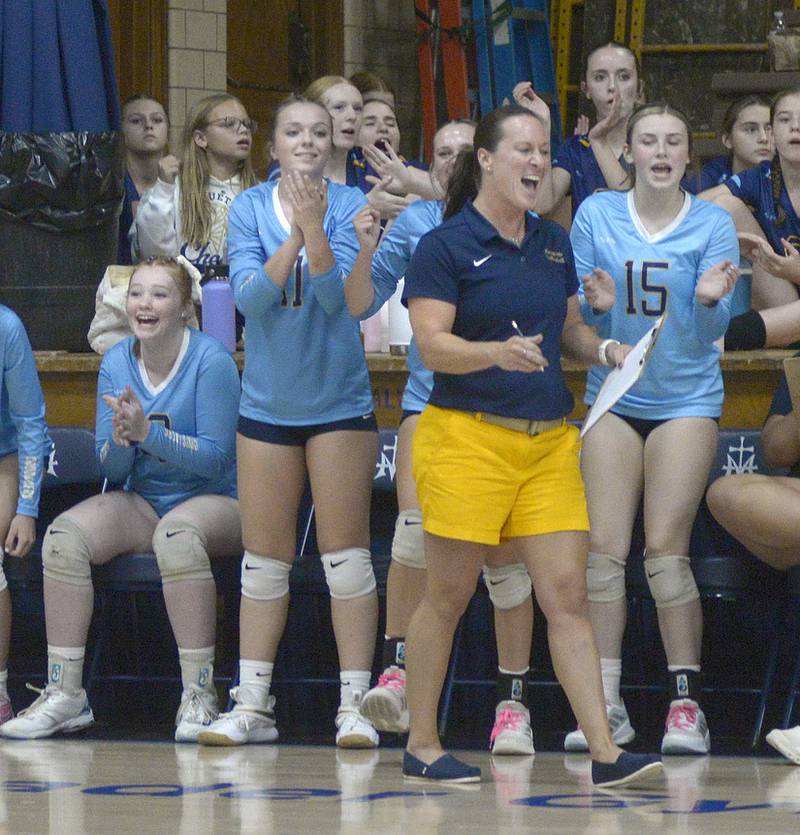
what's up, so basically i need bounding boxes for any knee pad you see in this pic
[42,517,93,586]
[586,552,627,603]
[482,562,531,610]
[322,548,376,600]
[153,519,212,583]
[240,552,292,601]
[391,509,425,569]
[645,554,699,608]
[0,549,6,593]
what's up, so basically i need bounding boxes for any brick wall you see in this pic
[166,0,227,151]
[343,1,422,162]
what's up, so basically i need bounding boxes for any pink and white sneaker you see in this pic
[359,667,409,733]
[0,695,12,726]
[661,699,710,754]
[490,700,535,756]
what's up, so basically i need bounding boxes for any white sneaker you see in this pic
[336,698,379,749]
[661,699,710,754]
[196,688,278,747]
[564,700,635,752]
[360,666,409,733]
[175,686,219,743]
[767,726,800,765]
[0,684,93,739]
[490,700,535,755]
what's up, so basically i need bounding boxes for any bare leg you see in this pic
[405,533,486,763]
[385,415,426,637]
[0,456,18,671]
[642,419,717,666]
[43,491,158,647]
[707,474,800,571]
[520,531,619,762]
[307,429,378,672]
[157,495,242,649]
[485,542,533,672]
[580,413,645,658]
[235,434,306,662]
[760,299,800,347]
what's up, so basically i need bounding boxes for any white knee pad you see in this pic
[391,509,425,569]
[645,554,699,608]
[42,517,92,586]
[240,552,292,601]
[153,519,212,583]
[482,562,531,610]
[586,552,627,603]
[322,548,376,600]
[0,549,6,593]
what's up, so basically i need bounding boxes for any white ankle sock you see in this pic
[236,660,273,709]
[340,670,371,707]
[47,645,85,693]
[178,646,215,693]
[600,657,622,706]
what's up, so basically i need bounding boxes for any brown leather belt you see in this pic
[474,413,564,436]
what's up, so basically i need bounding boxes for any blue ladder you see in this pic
[471,0,563,145]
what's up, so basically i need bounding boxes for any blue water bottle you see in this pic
[201,264,236,352]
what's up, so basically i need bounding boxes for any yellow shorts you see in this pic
[412,405,590,545]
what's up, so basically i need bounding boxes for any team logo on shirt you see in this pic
[544,249,565,264]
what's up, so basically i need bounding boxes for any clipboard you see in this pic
[580,314,666,438]
[784,356,800,417]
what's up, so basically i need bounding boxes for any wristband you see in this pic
[598,338,620,366]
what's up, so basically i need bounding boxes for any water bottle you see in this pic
[201,264,236,352]
[770,10,789,71]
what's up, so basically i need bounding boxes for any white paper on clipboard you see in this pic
[580,315,666,438]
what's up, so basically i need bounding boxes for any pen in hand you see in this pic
[511,320,545,372]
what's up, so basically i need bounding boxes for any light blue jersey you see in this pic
[228,179,373,424]
[571,190,738,419]
[0,307,49,517]
[371,200,442,413]
[96,329,239,517]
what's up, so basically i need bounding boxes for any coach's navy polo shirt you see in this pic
[403,200,578,421]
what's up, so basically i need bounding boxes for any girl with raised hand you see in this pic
[118,94,169,264]
[525,41,644,219]
[1,257,242,742]
[197,95,381,750]
[356,120,536,756]
[0,307,49,729]
[131,93,258,274]
[569,103,738,757]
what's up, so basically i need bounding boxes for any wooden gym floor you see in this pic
[1,739,799,833]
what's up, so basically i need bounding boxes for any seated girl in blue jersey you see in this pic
[118,94,169,264]
[522,41,644,221]
[0,257,242,742]
[399,104,662,787]
[682,95,773,326]
[355,120,537,757]
[197,95,381,750]
[706,358,800,764]
[702,88,800,349]
[0,307,50,728]
[131,93,258,275]
[570,102,739,757]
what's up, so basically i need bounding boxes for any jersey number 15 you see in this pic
[625,260,668,317]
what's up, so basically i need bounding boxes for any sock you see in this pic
[382,636,406,670]
[0,669,7,700]
[47,645,85,693]
[496,667,529,708]
[340,670,371,708]
[668,665,701,703]
[600,657,623,706]
[178,646,215,693]
[236,659,273,710]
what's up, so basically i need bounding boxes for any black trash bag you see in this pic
[0,131,123,351]
[0,131,123,231]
